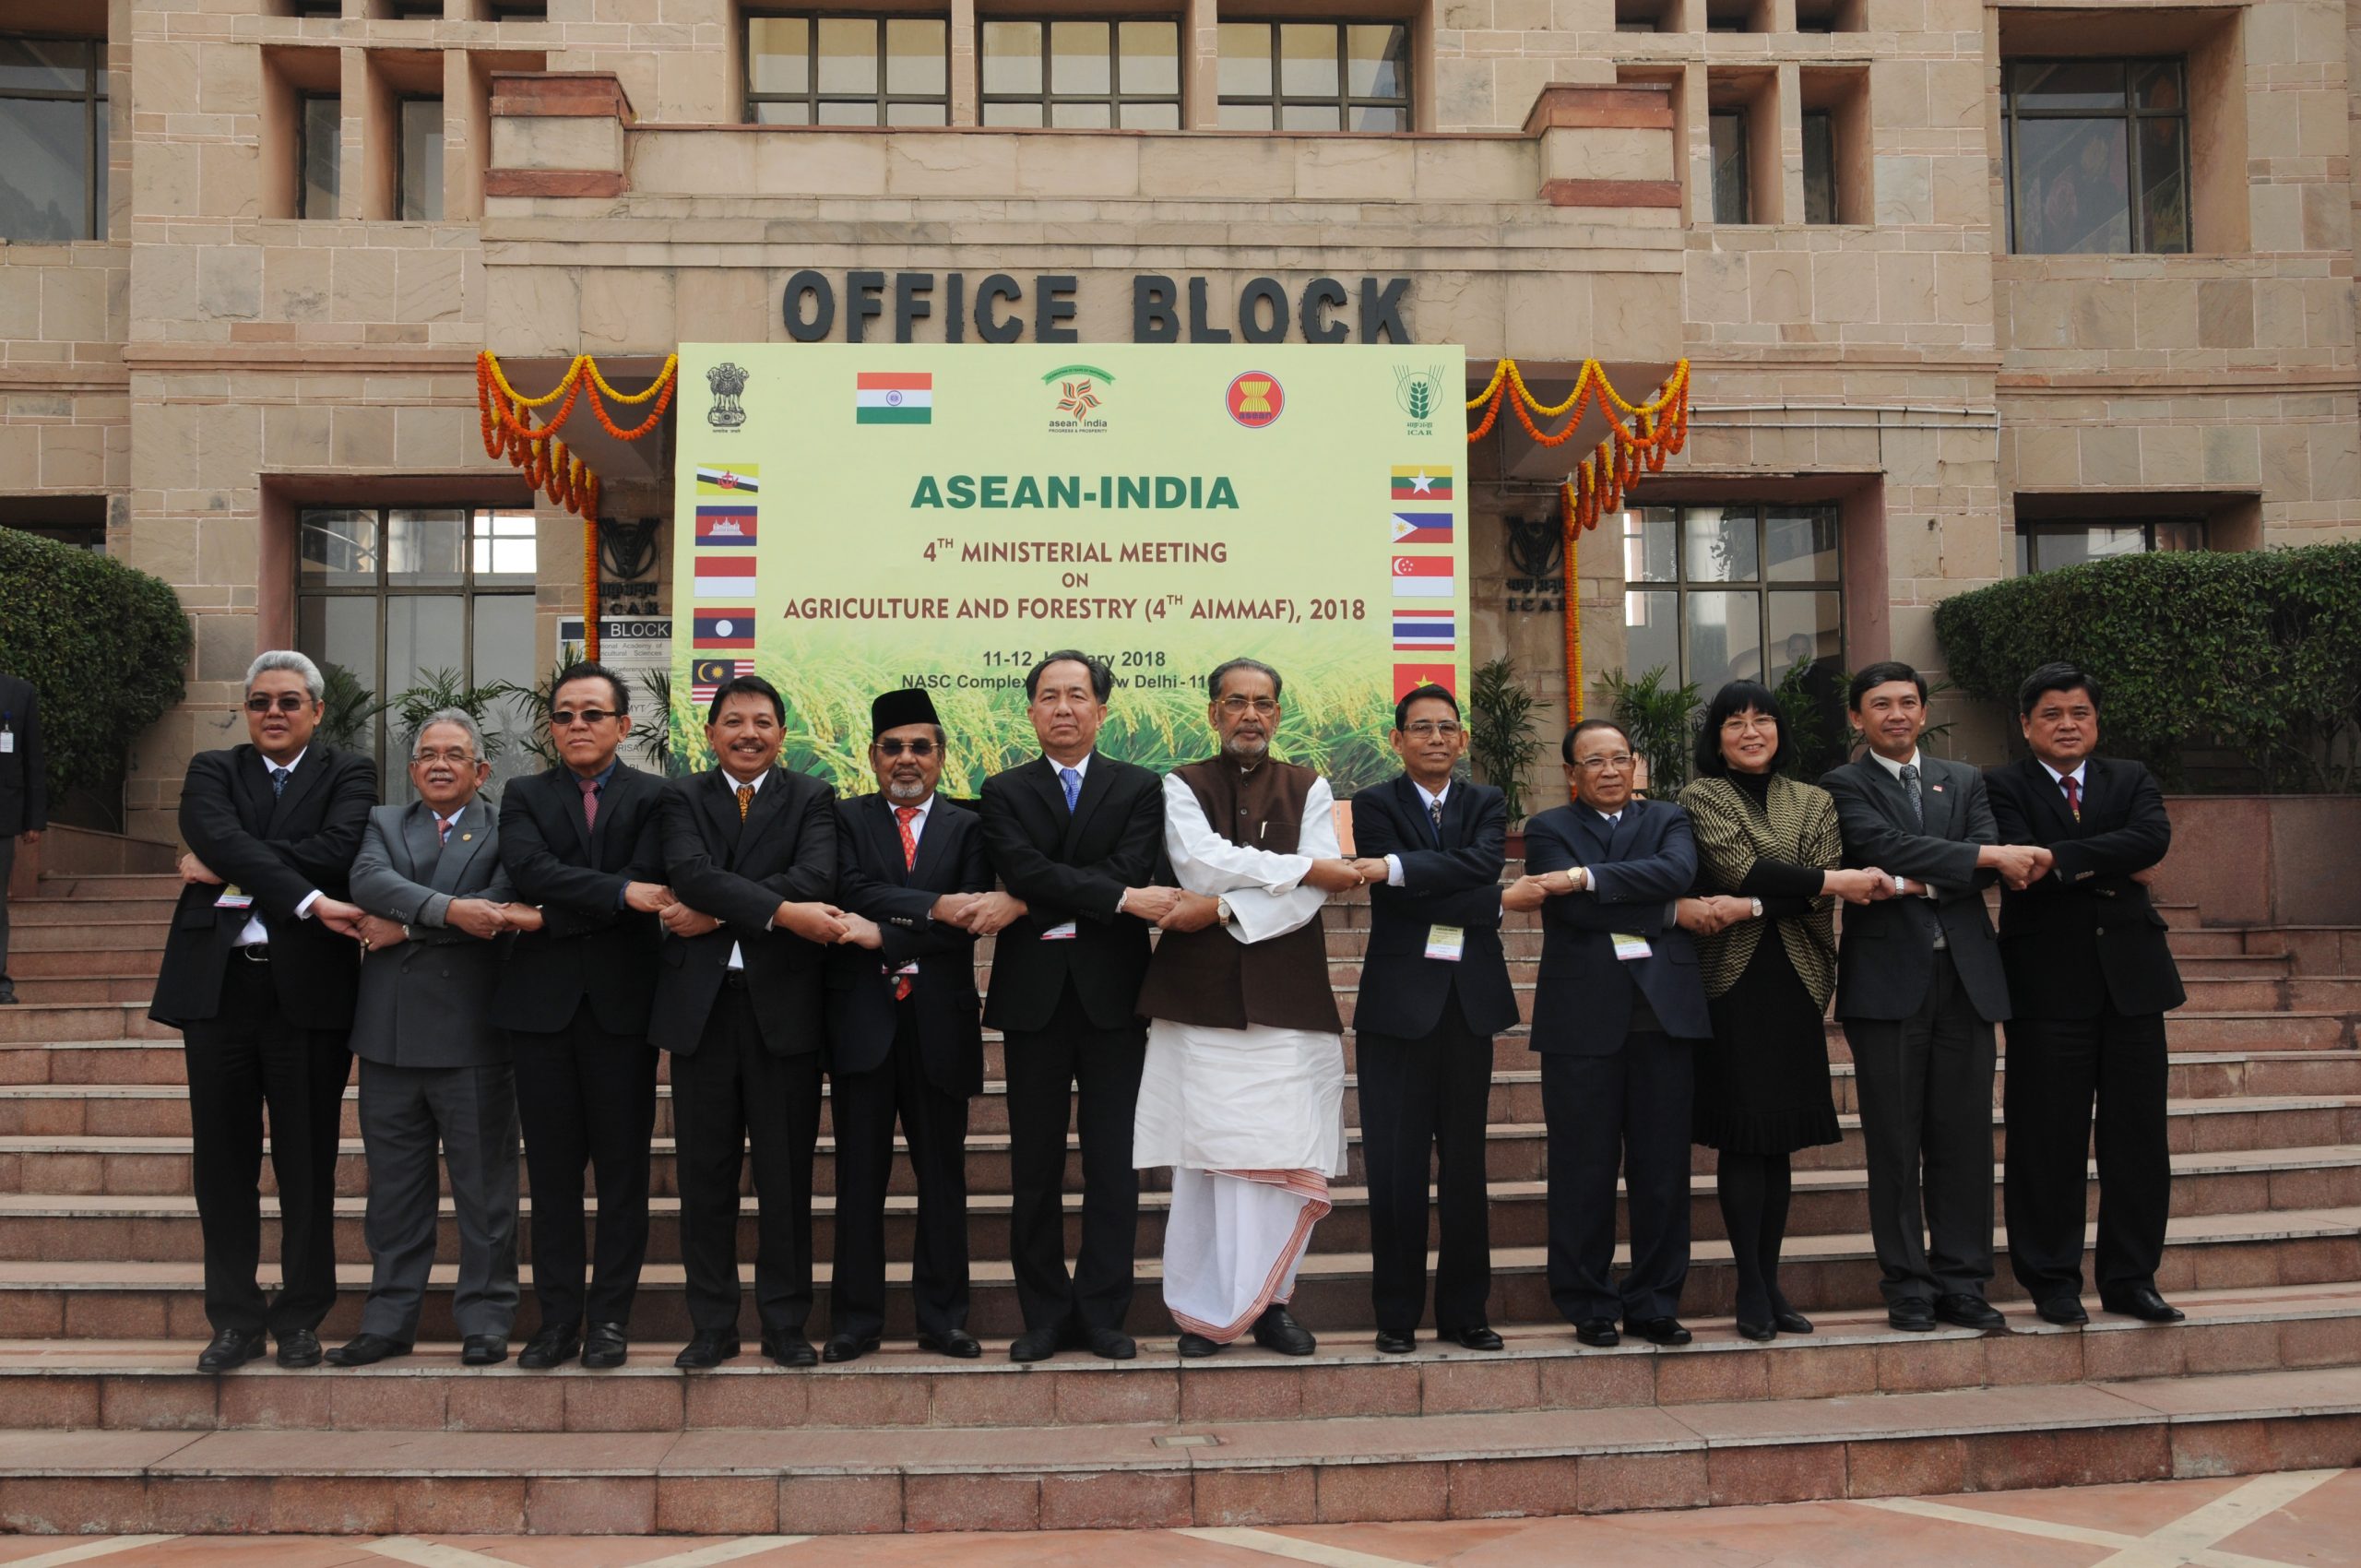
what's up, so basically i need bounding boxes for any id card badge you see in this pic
[0,731,13,754]
[213,884,255,911]
[1424,924,1465,962]
[1040,921,1079,941]
[1610,932,1653,961]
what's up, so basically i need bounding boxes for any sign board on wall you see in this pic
[669,343,1468,797]
[556,616,671,690]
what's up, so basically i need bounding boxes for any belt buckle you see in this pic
[237,944,271,963]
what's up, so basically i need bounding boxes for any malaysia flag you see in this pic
[1391,555,1454,598]
[690,658,751,704]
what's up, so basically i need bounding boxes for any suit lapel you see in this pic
[1059,753,1112,858]
[1606,800,1641,860]
[1857,756,1918,833]
[697,768,744,859]
[430,803,490,893]
[866,793,910,885]
[400,803,440,882]
[2020,756,2079,839]
[552,767,596,860]
[908,797,956,887]
[1574,802,1616,859]
[262,746,329,837]
[1919,756,1956,838]
[733,767,794,868]
[231,748,272,835]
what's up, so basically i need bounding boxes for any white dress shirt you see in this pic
[235,746,324,946]
[722,766,766,970]
[1867,747,1944,899]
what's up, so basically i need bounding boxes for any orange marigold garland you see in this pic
[475,350,678,524]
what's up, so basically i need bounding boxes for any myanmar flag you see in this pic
[857,372,933,424]
[1391,466,1453,501]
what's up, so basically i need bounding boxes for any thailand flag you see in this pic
[1394,609,1455,651]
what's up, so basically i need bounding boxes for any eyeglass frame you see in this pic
[873,736,940,757]
[244,693,314,713]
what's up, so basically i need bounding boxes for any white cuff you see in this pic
[1385,853,1405,888]
[296,889,322,919]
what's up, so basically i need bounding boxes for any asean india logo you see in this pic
[706,362,749,432]
[1043,363,1114,434]
[1394,362,1449,434]
[1226,371,1284,429]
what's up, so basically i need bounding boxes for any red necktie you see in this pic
[579,775,599,832]
[2062,774,2081,822]
[437,814,455,844]
[894,805,919,1000]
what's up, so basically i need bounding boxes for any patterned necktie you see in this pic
[437,813,455,845]
[893,804,921,1001]
[736,782,754,821]
[1059,766,1081,813]
[2062,773,2082,822]
[1899,764,1924,827]
[270,766,290,797]
[579,775,600,832]
[1428,795,1444,843]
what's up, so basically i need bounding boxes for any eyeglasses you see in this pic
[1402,720,1463,739]
[551,707,619,728]
[1217,696,1280,716]
[875,738,938,757]
[1574,754,1636,772]
[244,694,310,713]
[1720,713,1776,734]
[412,748,480,766]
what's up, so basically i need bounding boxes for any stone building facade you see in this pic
[2,0,2355,837]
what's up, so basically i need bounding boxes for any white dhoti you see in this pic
[1137,1018,1347,1341]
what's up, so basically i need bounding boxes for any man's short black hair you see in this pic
[1394,683,1460,731]
[706,673,785,727]
[1693,679,1795,778]
[1026,648,1112,703]
[2019,661,2102,718]
[552,659,629,716]
[1847,660,1928,712]
[1561,717,1631,766]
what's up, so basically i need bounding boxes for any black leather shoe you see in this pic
[2100,1286,2186,1324]
[822,1334,880,1364]
[1447,1325,1504,1352]
[196,1327,267,1372]
[917,1328,982,1360]
[1374,1330,1417,1355]
[0,979,16,1004]
[520,1324,582,1369]
[2037,1296,2091,1326]
[1735,1319,1777,1342]
[1252,1305,1316,1356]
[1008,1325,1061,1363]
[462,1335,508,1367]
[1772,1308,1815,1335]
[275,1329,323,1369]
[1087,1327,1137,1360]
[1176,1332,1223,1358]
[1629,1316,1691,1347]
[1934,1293,2006,1331]
[1888,1299,1937,1333]
[581,1322,629,1369]
[673,1330,741,1369]
[1574,1318,1619,1348]
[763,1334,819,1369]
[325,1333,412,1367]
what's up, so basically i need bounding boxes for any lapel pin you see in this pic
[461,832,473,841]
[1929,784,1945,792]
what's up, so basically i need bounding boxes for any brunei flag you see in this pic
[1391,512,1453,546]
[856,372,933,424]
[693,610,756,650]
[694,465,759,495]
[1393,663,1457,701]
[694,556,757,599]
[1391,465,1453,502]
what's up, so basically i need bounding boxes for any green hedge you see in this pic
[1933,542,2361,792]
[0,527,190,812]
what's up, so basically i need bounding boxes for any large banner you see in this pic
[670,343,1467,797]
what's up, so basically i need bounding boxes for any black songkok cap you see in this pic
[872,687,941,739]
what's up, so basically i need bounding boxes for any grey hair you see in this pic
[1206,657,1283,702]
[409,707,486,761]
[245,649,325,703]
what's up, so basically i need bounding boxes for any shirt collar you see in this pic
[263,745,308,776]
[719,765,767,794]
[1046,752,1089,779]
[1869,747,1922,780]
[436,802,466,829]
[2037,757,2087,789]
[1412,778,1450,811]
[574,757,621,791]
[889,792,934,824]
[1592,804,1623,826]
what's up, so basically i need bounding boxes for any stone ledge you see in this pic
[1524,82,1679,137]
[1543,179,1684,209]
[484,170,626,198]
[487,72,635,125]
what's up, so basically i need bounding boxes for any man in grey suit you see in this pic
[327,709,538,1368]
[1821,661,2052,1334]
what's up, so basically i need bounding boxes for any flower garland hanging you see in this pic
[1465,357,1691,722]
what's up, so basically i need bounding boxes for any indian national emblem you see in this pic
[1394,362,1449,429]
[706,362,750,430]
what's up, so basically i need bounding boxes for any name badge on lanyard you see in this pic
[1424,924,1465,962]
[1611,932,1653,961]
[214,885,255,911]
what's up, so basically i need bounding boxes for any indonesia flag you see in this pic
[1393,663,1456,700]
[1394,609,1455,651]
[694,556,757,598]
[856,372,933,424]
[1391,555,1454,598]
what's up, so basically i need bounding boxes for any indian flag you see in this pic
[857,372,933,424]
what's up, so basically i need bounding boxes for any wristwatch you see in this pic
[1749,897,1764,920]
[1216,897,1234,926]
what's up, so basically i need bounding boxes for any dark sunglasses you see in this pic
[244,694,311,713]
[875,738,938,757]
[551,707,619,727]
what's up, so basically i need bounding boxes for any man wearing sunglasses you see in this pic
[820,688,1000,1362]
[150,650,377,1372]
[492,660,675,1370]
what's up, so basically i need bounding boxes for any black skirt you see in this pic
[1692,932,1840,1154]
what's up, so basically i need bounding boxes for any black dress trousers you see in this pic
[510,1000,661,1331]
[1358,1002,1495,1337]
[828,996,973,1343]
[2004,1003,2172,1302]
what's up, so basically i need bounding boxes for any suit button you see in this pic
[2094,927,2106,936]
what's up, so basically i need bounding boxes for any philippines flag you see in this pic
[1391,555,1454,598]
[856,372,933,424]
[694,506,757,547]
[694,556,757,598]
[1394,609,1455,651]
[1391,512,1453,546]
[690,658,751,704]
[1393,663,1457,701]
[1390,466,1453,501]
[693,611,756,649]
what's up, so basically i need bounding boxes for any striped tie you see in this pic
[736,783,753,821]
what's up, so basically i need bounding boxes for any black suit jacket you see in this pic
[491,761,668,1036]
[0,671,46,837]
[1986,754,2186,1019]
[977,753,1164,1033]
[825,792,992,1097]
[1349,775,1518,1039]
[1524,796,1713,1051]
[1821,753,2010,1024]
[649,766,839,1057]
[148,743,378,1031]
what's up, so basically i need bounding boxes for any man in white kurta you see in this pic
[1133,659,1367,1355]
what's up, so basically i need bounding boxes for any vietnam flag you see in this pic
[1393,663,1457,700]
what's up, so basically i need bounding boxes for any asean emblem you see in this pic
[1226,371,1284,429]
[706,362,750,430]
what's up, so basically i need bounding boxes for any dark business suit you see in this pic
[653,765,838,1340]
[1987,754,2185,1306]
[492,761,668,1334]
[825,791,992,1344]
[978,752,1164,1338]
[1348,776,1517,1338]
[0,671,47,993]
[1821,752,2009,1307]
[148,742,377,1338]
[1525,797,1712,1326]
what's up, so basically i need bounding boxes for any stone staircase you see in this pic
[0,869,2355,1536]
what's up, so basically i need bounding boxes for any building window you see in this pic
[1620,504,1845,720]
[300,93,339,219]
[296,505,540,797]
[1708,110,1748,223]
[1216,20,1410,132]
[399,98,443,220]
[0,35,108,242]
[2002,58,2189,255]
[1801,109,1834,224]
[745,15,951,125]
[2016,517,2203,575]
[980,18,1181,129]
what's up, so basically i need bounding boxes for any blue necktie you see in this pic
[270,766,290,797]
[1428,795,1444,845]
[1059,766,1081,813]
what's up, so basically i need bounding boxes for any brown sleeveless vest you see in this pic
[1134,756,1343,1034]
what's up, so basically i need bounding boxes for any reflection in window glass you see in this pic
[472,510,538,581]
[748,18,811,95]
[1709,111,1749,224]
[1622,507,1678,583]
[302,94,339,220]
[1624,589,1679,691]
[399,98,443,221]
[1687,590,1763,703]
[885,18,946,95]
[1802,110,1835,224]
[300,509,377,584]
[981,18,1181,129]
[2004,57,2188,255]
[0,36,105,242]
[1765,506,1840,581]
[745,16,949,126]
[2017,519,2205,574]
[387,508,467,584]
[1683,507,1759,584]
[1218,19,1410,132]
